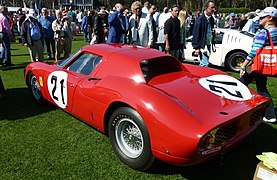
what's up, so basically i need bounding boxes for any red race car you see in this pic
[24,44,270,171]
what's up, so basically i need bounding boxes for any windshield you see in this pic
[57,50,81,67]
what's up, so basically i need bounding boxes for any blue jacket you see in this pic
[107,11,123,43]
[82,16,87,31]
[192,14,215,50]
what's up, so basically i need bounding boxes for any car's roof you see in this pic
[82,44,169,61]
[80,44,182,82]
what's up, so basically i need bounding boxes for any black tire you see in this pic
[226,52,247,72]
[108,107,155,171]
[28,72,45,104]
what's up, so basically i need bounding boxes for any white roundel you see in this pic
[47,71,68,109]
[199,74,252,101]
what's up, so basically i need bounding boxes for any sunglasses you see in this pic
[260,15,269,20]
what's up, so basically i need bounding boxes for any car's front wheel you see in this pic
[28,72,44,103]
[226,52,247,72]
[108,107,155,171]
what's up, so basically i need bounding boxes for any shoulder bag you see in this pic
[251,29,277,76]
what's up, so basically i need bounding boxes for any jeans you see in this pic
[199,45,211,67]
[83,28,88,42]
[240,72,276,119]
[0,33,11,65]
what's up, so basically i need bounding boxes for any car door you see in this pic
[45,52,102,113]
[209,32,224,66]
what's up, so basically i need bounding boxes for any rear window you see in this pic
[140,56,183,82]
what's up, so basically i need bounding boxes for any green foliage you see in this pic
[0,34,277,179]
[218,8,251,14]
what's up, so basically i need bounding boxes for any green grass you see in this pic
[0,35,277,179]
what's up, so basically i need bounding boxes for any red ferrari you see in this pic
[24,44,270,171]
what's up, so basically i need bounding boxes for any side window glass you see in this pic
[215,32,224,44]
[67,52,102,76]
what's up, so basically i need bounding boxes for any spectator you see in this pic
[67,6,76,39]
[76,10,83,33]
[156,7,170,52]
[93,10,108,43]
[192,0,216,67]
[0,6,12,66]
[21,10,44,62]
[240,7,277,123]
[254,9,262,31]
[224,12,237,29]
[86,10,96,42]
[122,8,130,43]
[238,14,248,30]
[148,3,158,49]
[0,75,5,100]
[82,10,88,42]
[242,13,256,33]
[164,5,181,58]
[142,1,149,14]
[129,1,153,47]
[16,8,26,43]
[52,10,73,61]
[39,8,55,60]
[179,10,186,60]
[106,3,126,43]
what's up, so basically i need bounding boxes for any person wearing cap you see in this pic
[39,8,55,60]
[0,6,12,66]
[21,10,44,62]
[224,12,237,29]
[240,7,277,123]
[52,10,73,61]
[93,10,108,43]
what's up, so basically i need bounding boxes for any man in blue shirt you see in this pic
[21,10,44,62]
[39,8,55,60]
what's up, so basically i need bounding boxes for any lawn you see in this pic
[0,35,277,179]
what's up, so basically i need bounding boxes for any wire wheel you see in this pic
[115,117,143,158]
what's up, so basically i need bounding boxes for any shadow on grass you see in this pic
[0,62,30,71]
[11,53,30,56]
[0,87,56,121]
[149,123,277,179]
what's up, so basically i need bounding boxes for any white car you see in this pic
[184,28,255,71]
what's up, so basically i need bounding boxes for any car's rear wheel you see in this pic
[226,52,247,72]
[28,72,44,103]
[108,107,155,171]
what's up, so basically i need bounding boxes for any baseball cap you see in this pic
[257,7,277,18]
[229,12,235,17]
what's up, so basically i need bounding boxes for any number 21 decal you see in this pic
[199,75,252,101]
[47,71,68,108]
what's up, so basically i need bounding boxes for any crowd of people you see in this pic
[0,1,270,65]
[0,1,276,123]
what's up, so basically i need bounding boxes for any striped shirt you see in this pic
[246,27,277,61]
